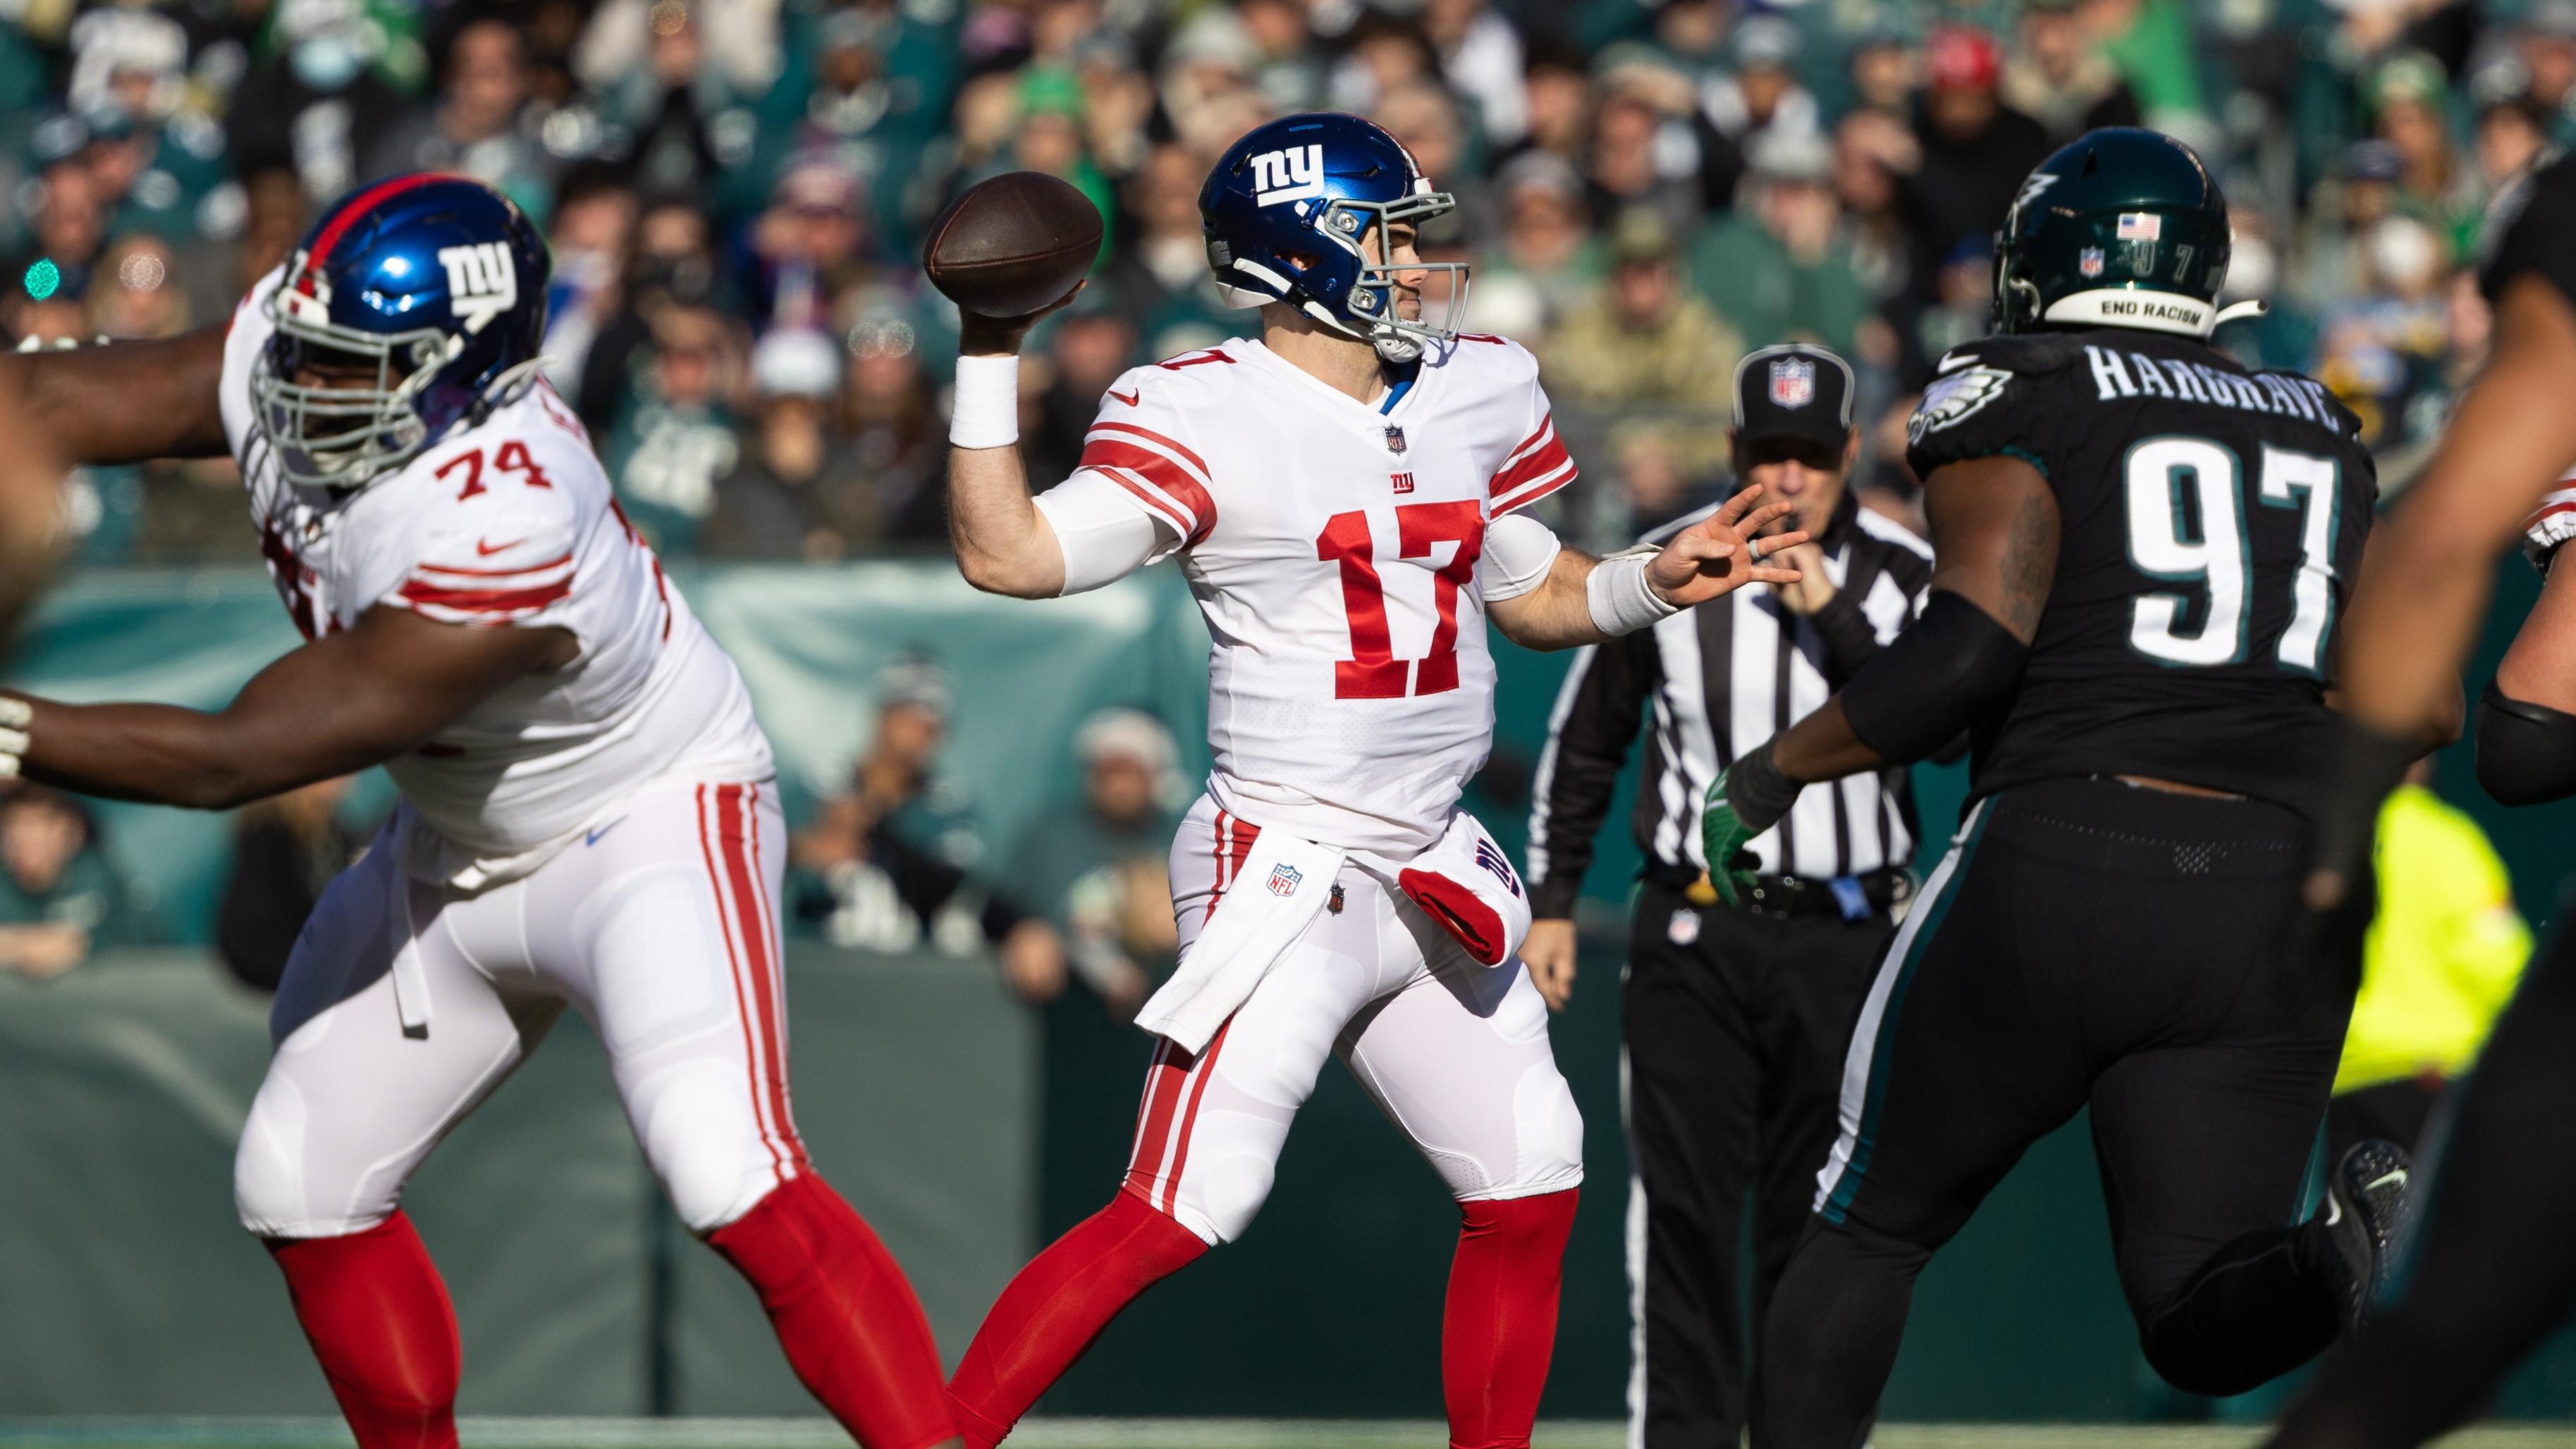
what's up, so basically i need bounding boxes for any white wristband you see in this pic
[1586,549,1681,636]
[949,353,1021,449]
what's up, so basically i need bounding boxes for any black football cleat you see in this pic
[2322,1137,2415,1333]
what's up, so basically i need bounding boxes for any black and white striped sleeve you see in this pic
[1524,629,1661,919]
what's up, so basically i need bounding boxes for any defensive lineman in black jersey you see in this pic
[1691,130,2419,1447]
[2264,152,2576,1449]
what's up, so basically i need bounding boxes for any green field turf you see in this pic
[0,1422,2563,1449]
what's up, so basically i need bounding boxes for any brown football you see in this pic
[921,171,1105,318]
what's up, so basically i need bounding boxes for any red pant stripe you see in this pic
[1158,1019,1234,1216]
[741,783,809,1170]
[1127,1041,1192,1188]
[717,783,797,1178]
[697,784,785,1180]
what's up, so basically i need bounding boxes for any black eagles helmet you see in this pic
[1992,127,2231,339]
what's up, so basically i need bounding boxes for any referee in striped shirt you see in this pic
[1521,344,1932,1449]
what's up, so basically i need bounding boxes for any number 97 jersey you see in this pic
[1047,333,1575,856]
[1905,329,2377,819]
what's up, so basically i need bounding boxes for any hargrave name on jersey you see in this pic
[2080,343,2345,428]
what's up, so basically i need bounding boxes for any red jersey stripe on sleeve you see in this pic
[1079,437,1215,542]
[1095,468,1197,540]
[411,551,575,580]
[395,577,574,615]
[1088,421,1212,481]
[1491,461,1577,517]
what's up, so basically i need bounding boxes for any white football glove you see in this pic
[0,697,29,778]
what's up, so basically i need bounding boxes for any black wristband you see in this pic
[1726,740,1801,836]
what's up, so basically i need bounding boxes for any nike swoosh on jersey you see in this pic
[476,537,529,556]
[584,817,627,847]
[1107,388,1141,407]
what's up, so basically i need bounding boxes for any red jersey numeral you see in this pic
[440,441,553,499]
[495,440,553,488]
[1316,501,1484,699]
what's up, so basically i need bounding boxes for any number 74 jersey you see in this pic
[1904,328,2377,818]
[1054,333,1576,855]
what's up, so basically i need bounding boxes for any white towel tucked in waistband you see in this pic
[1134,829,1345,1054]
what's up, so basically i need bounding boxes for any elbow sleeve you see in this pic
[1837,592,2028,765]
[2474,680,2576,806]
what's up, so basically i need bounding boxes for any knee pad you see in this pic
[1182,1135,1277,1245]
[632,1058,791,1233]
[235,1077,393,1239]
[1502,1060,1586,1197]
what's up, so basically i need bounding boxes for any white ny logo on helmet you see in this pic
[1249,145,1326,207]
[436,243,517,334]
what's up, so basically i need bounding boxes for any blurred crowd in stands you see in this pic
[4,0,2565,564]
[1,0,2565,992]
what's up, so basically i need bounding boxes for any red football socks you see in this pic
[265,1212,461,1449]
[945,1188,1210,1448]
[1441,1189,1580,1449]
[706,1173,959,1449]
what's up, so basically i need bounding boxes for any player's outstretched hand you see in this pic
[1649,484,1808,609]
[957,279,1088,357]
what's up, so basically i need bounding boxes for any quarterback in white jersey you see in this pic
[938,115,1805,1449]
[0,177,959,1449]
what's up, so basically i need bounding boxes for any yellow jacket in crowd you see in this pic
[2336,783,2534,1095]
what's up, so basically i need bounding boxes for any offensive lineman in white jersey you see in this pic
[938,114,1805,1449]
[0,177,960,1449]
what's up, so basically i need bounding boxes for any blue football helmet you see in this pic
[1199,112,1468,362]
[252,174,551,490]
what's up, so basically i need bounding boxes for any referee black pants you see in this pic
[1623,878,1891,1449]
[1752,779,2361,1449]
[2269,919,2576,1449]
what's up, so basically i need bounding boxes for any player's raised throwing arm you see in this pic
[0,322,231,464]
[945,295,1113,599]
[0,606,572,809]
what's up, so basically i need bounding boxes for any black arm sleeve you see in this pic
[1526,631,1661,918]
[2474,680,2576,806]
[1837,591,2029,766]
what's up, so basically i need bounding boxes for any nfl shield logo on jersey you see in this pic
[1385,425,1407,454]
[2079,247,2105,279]
[1268,862,1304,896]
[1769,357,1815,408]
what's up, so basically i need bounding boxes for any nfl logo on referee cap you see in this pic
[1268,862,1304,896]
[1769,357,1815,408]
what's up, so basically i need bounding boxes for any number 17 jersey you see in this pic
[1045,333,1575,855]
[1905,328,2377,820]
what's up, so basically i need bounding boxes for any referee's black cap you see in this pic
[1731,343,1856,451]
